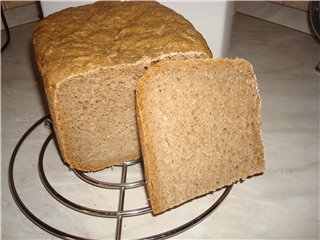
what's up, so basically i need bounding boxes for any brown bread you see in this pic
[32,1,211,171]
[136,58,265,214]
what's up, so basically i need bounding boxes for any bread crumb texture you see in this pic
[136,58,266,214]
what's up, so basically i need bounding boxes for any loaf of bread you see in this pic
[32,1,212,171]
[136,58,265,214]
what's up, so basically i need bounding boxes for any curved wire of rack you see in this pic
[8,115,233,240]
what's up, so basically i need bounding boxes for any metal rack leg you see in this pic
[116,164,128,239]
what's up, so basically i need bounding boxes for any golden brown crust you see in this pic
[33,1,212,88]
[136,70,159,210]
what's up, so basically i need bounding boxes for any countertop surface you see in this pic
[2,13,319,239]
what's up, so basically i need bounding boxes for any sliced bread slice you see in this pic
[136,58,265,214]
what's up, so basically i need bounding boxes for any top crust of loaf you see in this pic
[32,1,212,89]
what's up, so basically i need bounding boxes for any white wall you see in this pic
[40,1,93,17]
[161,1,235,57]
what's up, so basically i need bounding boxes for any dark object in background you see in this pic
[1,6,11,52]
[309,1,320,72]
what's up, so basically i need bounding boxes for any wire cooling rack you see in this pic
[8,115,233,239]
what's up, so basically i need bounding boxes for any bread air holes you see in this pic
[158,88,166,93]
[156,84,166,93]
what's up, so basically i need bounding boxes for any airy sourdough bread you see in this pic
[136,58,265,214]
[33,1,212,171]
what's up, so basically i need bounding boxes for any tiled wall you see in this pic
[236,1,311,34]
[1,1,312,35]
[1,1,41,30]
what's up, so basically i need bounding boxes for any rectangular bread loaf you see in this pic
[136,58,265,214]
[32,1,212,171]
